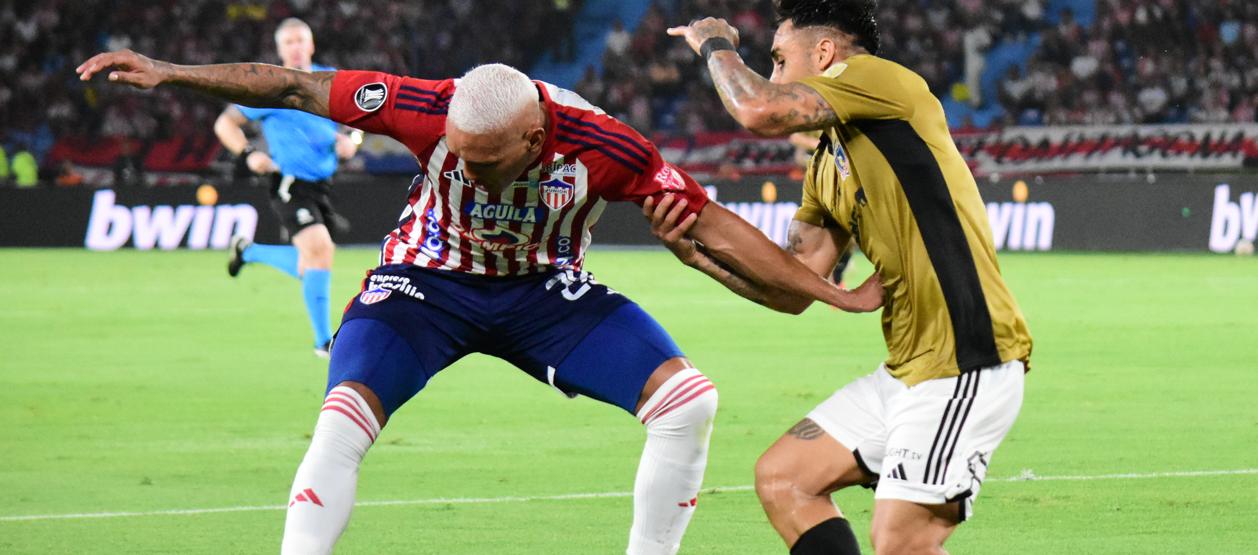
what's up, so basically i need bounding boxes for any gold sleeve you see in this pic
[798,55,913,123]
[794,158,832,227]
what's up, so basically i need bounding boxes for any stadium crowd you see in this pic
[0,0,570,180]
[579,0,1258,131]
[4,0,1258,184]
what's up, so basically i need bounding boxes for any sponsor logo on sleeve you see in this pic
[654,164,686,192]
[354,82,388,112]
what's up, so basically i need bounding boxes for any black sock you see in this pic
[790,517,861,555]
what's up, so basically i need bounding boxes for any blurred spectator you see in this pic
[584,0,1258,133]
[11,145,38,188]
[2,0,559,170]
[54,160,85,187]
[0,143,9,186]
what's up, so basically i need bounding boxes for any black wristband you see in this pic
[240,145,256,158]
[700,37,736,61]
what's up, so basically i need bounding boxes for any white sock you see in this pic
[281,386,381,555]
[627,368,718,555]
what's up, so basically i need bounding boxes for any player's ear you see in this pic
[525,127,546,151]
[815,37,837,72]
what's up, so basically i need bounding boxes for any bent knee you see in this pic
[301,242,335,268]
[640,368,717,431]
[754,451,802,502]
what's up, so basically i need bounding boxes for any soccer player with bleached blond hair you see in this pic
[78,48,884,553]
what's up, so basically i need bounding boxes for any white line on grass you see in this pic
[3,467,1255,523]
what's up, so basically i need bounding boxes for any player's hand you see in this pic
[76,49,170,89]
[335,132,359,160]
[667,17,740,57]
[844,272,885,313]
[246,151,278,175]
[643,194,701,266]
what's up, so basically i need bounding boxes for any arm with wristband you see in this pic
[667,18,839,136]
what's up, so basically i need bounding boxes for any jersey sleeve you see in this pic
[798,55,914,122]
[585,114,709,219]
[328,70,448,142]
[795,151,836,227]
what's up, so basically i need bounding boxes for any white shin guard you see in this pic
[628,368,718,555]
[281,386,381,555]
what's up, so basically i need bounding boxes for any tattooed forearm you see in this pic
[787,419,825,440]
[165,63,334,117]
[705,51,837,135]
[688,244,812,313]
[690,243,773,307]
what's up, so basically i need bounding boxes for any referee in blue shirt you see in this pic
[215,18,358,358]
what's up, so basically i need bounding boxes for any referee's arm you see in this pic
[214,106,276,174]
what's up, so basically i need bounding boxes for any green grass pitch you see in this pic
[1,248,1255,553]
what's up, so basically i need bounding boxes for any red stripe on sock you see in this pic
[326,391,379,434]
[644,377,714,422]
[326,390,377,429]
[303,488,324,507]
[321,397,376,439]
[645,384,715,425]
[321,405,376,442]
[639,375,707,424]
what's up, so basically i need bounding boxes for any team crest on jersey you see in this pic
[653,164,686,192]
[541,178,574,210]
[354,82,387,112]
[358,287,392,305]
[832,141,852,182]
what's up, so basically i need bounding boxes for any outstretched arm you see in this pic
[77,49,334,117]
[645,195,881,314]
[667,19,837,136]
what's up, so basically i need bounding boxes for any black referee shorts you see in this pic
[269,174,350,241]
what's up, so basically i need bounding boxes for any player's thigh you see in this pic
[292,223,334,260]
[801,369,892,482]
[330,268,483,420]
[494,270,684,416]
[520,301,685,415]
[874,361,1025,522]
[870,499,957,554]
[756,419,872,499]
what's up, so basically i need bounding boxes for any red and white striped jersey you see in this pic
[328,70,710,276]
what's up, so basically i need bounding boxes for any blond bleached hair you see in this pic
[448,63,538,134]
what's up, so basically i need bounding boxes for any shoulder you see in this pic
[546,85,654,177]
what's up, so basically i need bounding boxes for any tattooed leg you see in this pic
[754,418,874,547]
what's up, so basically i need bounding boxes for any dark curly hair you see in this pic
[775,0,880,55]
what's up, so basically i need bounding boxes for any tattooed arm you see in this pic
[77,49,333,117]
[704,53,836,137]
[667,18,837,136]
[643,195,882,314]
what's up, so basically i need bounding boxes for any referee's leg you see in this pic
[292,223,335,350]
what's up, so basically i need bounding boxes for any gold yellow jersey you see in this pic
[795,54,1032,385]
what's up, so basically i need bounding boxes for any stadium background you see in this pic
[2,0,1256,553]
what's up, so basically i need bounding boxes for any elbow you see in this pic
[734,103,788,137]
[766,294,812,315]
[212,115,232,139]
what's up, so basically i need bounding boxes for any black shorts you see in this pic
[268,174,350,241]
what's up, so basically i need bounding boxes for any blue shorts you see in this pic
[327,265,684,416]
